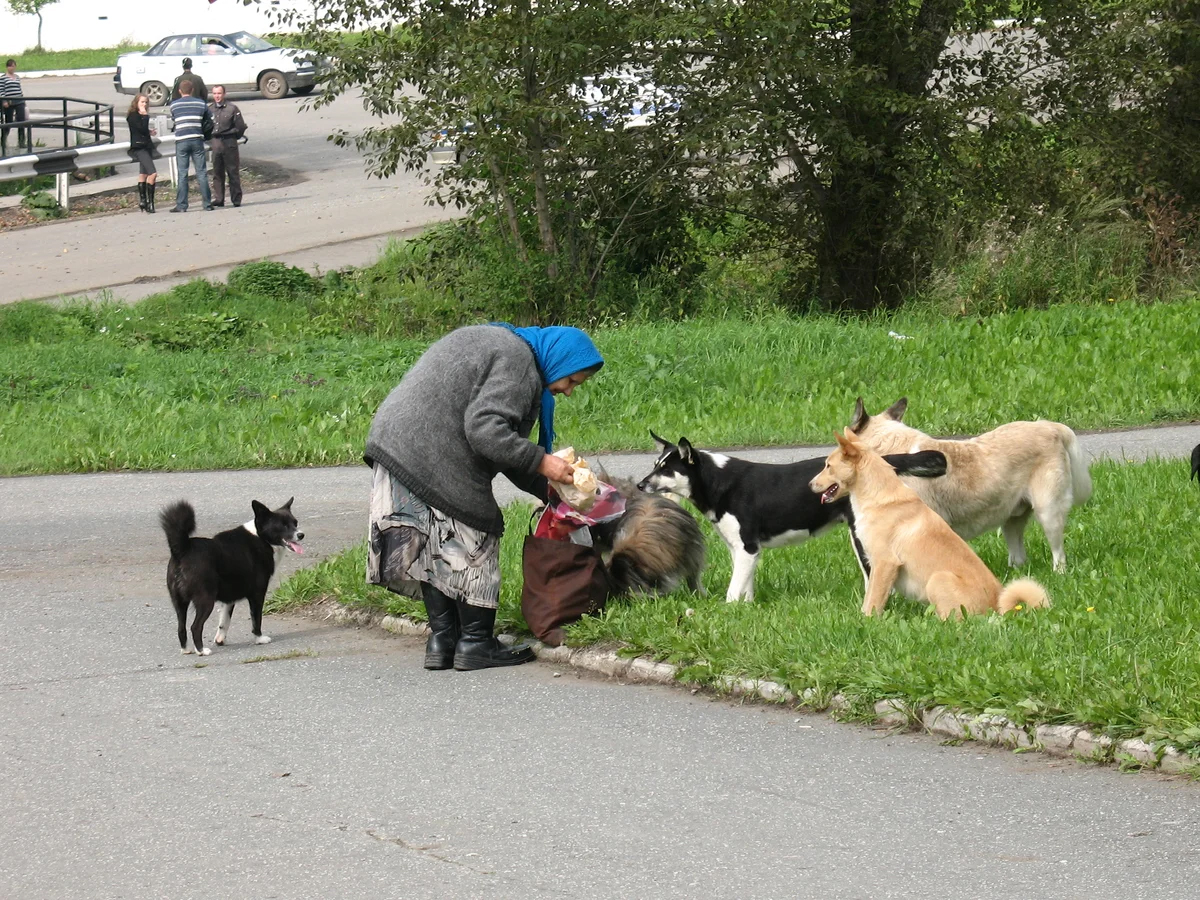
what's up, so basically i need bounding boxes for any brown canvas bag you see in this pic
[520,530,611,647]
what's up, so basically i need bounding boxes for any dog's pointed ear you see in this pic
[836,429,863,458]
[885,398,908,421]
[650,430,672,451]
[282,497,294,510]
[850,397,869,433]
[251,500,270,519]
[678,437,695,464]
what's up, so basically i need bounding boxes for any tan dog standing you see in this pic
[810,431,1050,618]
[848,398,1091,572]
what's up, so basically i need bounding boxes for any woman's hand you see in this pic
[538,452,575,484]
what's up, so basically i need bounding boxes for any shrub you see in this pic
[21,191,63,220]
[227,261,318,299]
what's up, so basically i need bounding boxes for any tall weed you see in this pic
[926,195,1147,315]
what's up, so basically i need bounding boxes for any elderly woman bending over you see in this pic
[365,323,603,671]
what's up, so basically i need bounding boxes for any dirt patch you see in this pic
[0,158,303,231]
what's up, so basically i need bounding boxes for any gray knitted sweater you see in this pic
[364,325,549,534]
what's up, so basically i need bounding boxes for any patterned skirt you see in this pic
[367,463,501,609]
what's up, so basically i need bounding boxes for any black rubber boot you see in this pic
[420,583,460,670]
[146,182,156,214]
[452,599,536,670]
[137,182,148,211]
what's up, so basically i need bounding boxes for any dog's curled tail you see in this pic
[160,501,196,560]
[998,577,1051,615]
[1060,425,1093,507]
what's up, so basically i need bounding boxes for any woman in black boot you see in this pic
[365,324,604,670]
[126,93,158,213]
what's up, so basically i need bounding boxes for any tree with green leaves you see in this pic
[645,0,1073,311]
[264,0,703,320]
[257,0,1196,314]
[1036,0,1200,214]
[7,0,59,52]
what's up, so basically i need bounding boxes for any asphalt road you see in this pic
[2,428,1199,899]
[4,68,1200,900]
[1,73,456,305]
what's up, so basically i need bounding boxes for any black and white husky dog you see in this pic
[160,498,304,655]
[637,433,946,602]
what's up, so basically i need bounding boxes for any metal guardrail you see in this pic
[0,135,177,212]
[0,96,117,157]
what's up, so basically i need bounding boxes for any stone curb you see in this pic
[303,598,1200,778]
[23,67,116,78]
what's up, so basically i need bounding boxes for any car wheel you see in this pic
[259,70,289,100]
[292,85,315,96]
[141,81,168,106]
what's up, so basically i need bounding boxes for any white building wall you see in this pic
[0,0,313,54]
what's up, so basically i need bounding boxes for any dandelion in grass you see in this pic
[1014,604,1024,611]
[1087,606,1095,613]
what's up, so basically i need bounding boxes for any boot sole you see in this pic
[424,652,454,670]
[452,650,536,671]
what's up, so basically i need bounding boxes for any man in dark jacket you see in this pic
[171,58,207,102]
[207,85,247,207]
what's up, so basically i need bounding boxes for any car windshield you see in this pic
[223,31,276,53]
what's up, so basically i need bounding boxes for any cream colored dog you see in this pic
[811,431,1050,618]
[848,398,1091,572]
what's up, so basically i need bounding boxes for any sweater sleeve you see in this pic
[462,353,545,476]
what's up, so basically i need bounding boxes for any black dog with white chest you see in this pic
[160,498,304,655]
[638,432,946,602]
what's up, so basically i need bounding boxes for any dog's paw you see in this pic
[255,634,272,645]
[198,647,212,656]
[180,647,194,655]
[214,633,225,645]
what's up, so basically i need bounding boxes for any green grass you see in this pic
[5,45,146,71]
[273,459,1200,751]
[1,282,1198,475]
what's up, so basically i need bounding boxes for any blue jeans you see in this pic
[174,138,212,210]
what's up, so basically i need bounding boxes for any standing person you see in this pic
[0,58,29,154]
[167,81,212,213]
[126,93,158,213]
[207,85,247,207]
[170,58,207,102]
[364,324,603,672]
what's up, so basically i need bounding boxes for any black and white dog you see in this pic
[160,498,304,655]
[638,433,946,602]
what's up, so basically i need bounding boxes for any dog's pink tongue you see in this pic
[821,485,839,505]
[286,540,304,555]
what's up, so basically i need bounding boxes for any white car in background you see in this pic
[114,31,320,106]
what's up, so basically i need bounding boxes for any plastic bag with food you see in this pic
[550,446,601,512]
[532,485,627,542]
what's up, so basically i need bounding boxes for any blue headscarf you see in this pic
[491,323,604,452]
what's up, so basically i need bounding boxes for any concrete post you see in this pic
[55,172,71,213]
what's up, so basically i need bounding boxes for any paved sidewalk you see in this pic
[0,73,458,306]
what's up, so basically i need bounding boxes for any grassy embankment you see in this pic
[3,248,1198,755]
